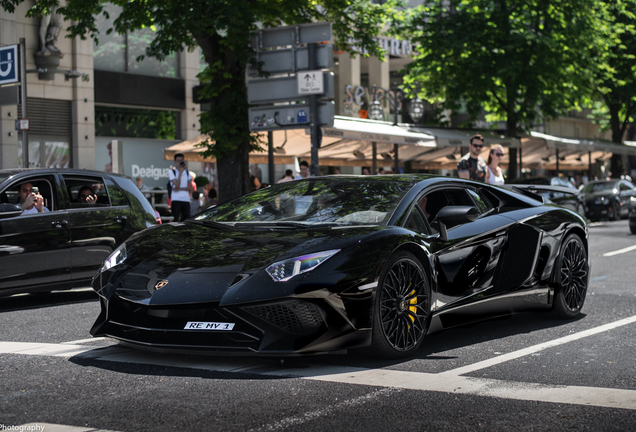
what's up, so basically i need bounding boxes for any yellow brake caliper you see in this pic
[408,289,417,323]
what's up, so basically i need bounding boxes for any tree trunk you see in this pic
[506,116,519,181]
[608,95,626,177]
[217,142,251,204]
[195,31,253,203]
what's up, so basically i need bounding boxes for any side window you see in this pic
[467,189,492,214]
[444,189,475,207]
[1,177,57,213]
[405,205,432,234]
[422,188,482,233]
[64,176,109,208]
[105,178,128,206]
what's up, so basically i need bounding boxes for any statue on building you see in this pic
[38,6,63,56]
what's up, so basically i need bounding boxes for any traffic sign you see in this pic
[297,70,324,95]
[248,72,334,104]
[0,45,19,85]
[249,102,335,131]
[251,22,332,50]
[248,44,334,76]
[15,119,30,131]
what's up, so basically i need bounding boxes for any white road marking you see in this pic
[62,337,106,345]
[246,388,400,432]
[602,244,636,257]
[2,315,636,411]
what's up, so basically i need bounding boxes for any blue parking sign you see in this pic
[0,45,19,85]
[297,110,308,124]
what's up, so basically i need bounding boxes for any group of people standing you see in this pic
[457,134,505,185]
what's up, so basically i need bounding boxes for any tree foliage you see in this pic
[3,0,396,202]
[392,0,602,138]
[588,1,636,144]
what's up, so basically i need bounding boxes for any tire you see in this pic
[370,251,431,358]
[553,234,588,318]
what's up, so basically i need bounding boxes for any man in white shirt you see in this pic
[19,182,49,215]
[169,153,193,222]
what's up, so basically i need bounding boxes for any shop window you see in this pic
[95,106,179,140]
[17,98,71,168]
[93,3,179,78]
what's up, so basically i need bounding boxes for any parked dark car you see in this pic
[91,175,589,359]
[628,196,636,234]
[580,179,636,221]
[0,168,158,297]
[511,176,584,215]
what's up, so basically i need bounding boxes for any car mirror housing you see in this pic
[0,203,23,219]
[436,206,480,241]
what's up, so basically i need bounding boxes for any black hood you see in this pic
[112,222,383,305]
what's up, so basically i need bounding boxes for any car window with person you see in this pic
[1,169,157,297]
[19,182,51,214]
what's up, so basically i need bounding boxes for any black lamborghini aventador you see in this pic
[91,175,589,358]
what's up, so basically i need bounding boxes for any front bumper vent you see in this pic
[243,300,324,335]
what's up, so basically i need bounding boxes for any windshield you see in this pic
[581,181,617,193]
[194,177,417,226]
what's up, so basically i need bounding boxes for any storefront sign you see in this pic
[348,37,412,57]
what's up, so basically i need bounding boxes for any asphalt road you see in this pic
[1,219,635,432]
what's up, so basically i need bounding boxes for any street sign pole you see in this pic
[309,43,321,177]
[19,38,28,168]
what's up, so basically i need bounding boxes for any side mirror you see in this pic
[0,203,24,219]
[435,206,479,241]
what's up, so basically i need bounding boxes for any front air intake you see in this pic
[243,300,324,335]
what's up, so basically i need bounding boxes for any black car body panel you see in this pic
[510,177,584,215]
[0,168,157,296]
[90,175,589,356]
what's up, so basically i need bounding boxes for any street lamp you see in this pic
[368,84,424,124]
[367,83,424,173]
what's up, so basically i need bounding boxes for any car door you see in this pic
[62,174,131,281]
[0,174,71,294]
[421,185,542,314]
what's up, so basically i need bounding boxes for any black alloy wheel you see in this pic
[553,234,588,318]
[371,251,430,358]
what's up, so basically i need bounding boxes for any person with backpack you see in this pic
[168,153,193,222]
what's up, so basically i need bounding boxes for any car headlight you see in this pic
[99,243,127,274]
[266,249,340,282]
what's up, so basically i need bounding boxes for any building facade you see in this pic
[2,2,632,185]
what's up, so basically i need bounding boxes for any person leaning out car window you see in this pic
[19,182,49,215]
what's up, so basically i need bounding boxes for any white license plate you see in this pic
[184,321,235,331]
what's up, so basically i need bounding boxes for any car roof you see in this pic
[0,168,130,179]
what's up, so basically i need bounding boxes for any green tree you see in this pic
[2,0,395,201]
[392,0,602,180]
[588,0,636,177]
